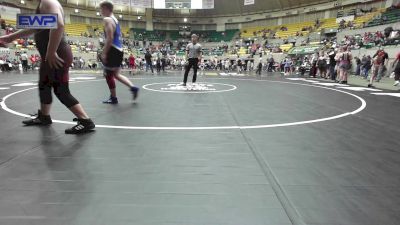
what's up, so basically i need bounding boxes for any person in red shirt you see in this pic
[128,54,135,75]
[30,54,36,69]
[35,54,40,62]
[392,52,400,86]
[369,48,389,87]
[129,54,135,68]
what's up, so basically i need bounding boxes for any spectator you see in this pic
[310,52,319,78]
[20,51,28,72]
[361,55,372,79]
[256,58,263,76]
[317,51,328,78]
[128,54,135,70]
[335,46,352,84]
[328,49,337,81]
[392,51,400,86]
[30,54,36,69]
[144,49,154,74]
[156,57,161,73]
[354,56,361,75]
[284,57,292,75]
[372,48,389,82]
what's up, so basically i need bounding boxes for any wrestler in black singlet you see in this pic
[34,3,79,108]
[23,1,95,134]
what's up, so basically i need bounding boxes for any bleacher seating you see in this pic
[131,28,166,41]
[279,44,293,52]
[4,19,16,26]
[240,26,277,39]
[367,8,400,27]
[202,48,224,56]
[194,30,238,42]
[275,21,315,39]
[240,18,337,40]
[317,18,338,30]
[353,9,385,28]
[65,23,89,36]
[238,11,388,40]
[169,30,181,40]
[238,47,248,56]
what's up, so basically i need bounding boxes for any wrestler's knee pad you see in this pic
[53,83,79,108]
[38,82,53,105]
[104,70,116,89]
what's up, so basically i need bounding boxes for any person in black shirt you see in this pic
[161,57,166,72]
[355,57,361,75]
[156,57,161,73]
[144,49,153,74]
[328,49,337,81]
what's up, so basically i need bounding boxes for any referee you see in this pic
[182,34,202,86]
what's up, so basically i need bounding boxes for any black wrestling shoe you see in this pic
[102,96,118,104]
[131,86,140,101]
[65,118,95,134]
[22,110,52,126]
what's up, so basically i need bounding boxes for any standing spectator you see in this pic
[246,59,251,72]
[328,49,337,81]
[35,54,40,67]
[136,57,142,71]
[128,54,135,69]
[180,58,186,71]
[355,56,361,75]
[161,57,166,72]
[20,51,29,72]
[317,51,328,78]
[361,55,372,79]
[267,56,275,72]
[391,52,400,87]
[128,54,135,75]
[372,48,389,82]
[280,59,285,73]
[144,49,153,74]
[156,57,161,73]
[237,59,243,73]
[310,52,319,78]
[284,57,292,75]
[79,57,85,69]
[224,59,230,72]
[335,46,352,84]
[30,54,36,70]
[256,58,263,76]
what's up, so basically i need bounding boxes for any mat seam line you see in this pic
[221,94,306,225]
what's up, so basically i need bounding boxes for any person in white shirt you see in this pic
[20,51,28,72]
[224,59,230,72]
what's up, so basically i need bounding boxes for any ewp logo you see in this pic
[17,14,58,29]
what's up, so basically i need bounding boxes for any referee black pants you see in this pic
[183,58,199,84]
